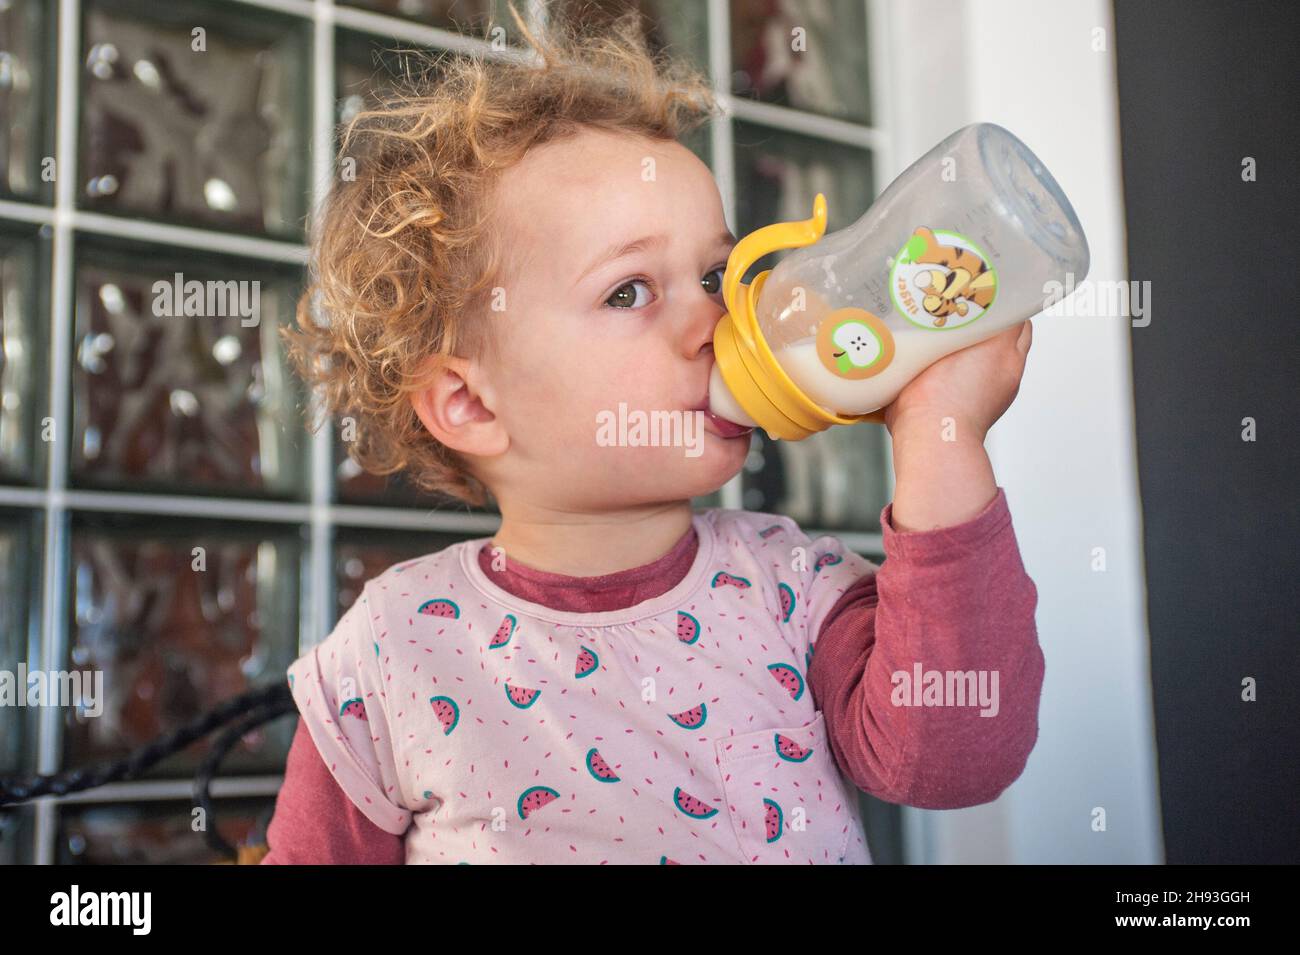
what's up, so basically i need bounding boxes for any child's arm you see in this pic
[881,318,1032,532]
[261,719,405,864]
[808,320,1043,807]
[266,581,414,860]
[808,485,1043,808]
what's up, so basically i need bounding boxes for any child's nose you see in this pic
[681,293,727,359]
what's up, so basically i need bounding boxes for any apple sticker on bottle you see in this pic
[815,307,895,380]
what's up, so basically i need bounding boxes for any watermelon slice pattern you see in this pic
[767,662,806,701]
[777,582,796,622]
[585,747,620,783]
[339,698,367,721]
[667,703,707,729]
[673,787,718,819]
[489,614,516,649]
[764,798,784,843]
[418,597,460,619]
[676,610,701,644]
[814,552,843,574]
[713,714,848,862]
[430,695,460,735]
[289,512,872,864]
[775,732,813,762]
[575,644,599,678]
[711,570,751,589]
[505,683,541,708]
[518,785,560,819]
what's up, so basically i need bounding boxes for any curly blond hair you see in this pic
[280,2,719,508]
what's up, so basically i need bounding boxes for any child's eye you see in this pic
[605,279,654,310]
[702,267,725,296]
[604,266,727,311]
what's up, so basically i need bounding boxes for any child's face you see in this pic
[473,127,751,512]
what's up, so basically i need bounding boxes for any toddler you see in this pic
[261,7,1043,865]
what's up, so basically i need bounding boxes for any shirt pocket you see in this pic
[712,711,858,864]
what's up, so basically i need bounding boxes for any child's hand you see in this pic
[881,320,1031,531]
[883,320,1033,443]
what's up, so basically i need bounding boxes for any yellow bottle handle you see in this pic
[722,193,830,349]
[715,194,886,439]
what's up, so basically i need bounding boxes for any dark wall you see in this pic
[1113,0,1299,863]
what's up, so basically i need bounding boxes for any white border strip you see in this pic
[36,775,285,805]
[34,0,82,867]
[0,201,307,263]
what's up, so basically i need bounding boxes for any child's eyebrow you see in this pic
[573,229,737,288]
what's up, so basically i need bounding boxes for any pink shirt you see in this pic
[262,488,1043,864]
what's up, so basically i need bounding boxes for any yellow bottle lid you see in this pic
[714,194,885,440]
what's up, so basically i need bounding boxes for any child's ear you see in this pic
[409,356,509,458]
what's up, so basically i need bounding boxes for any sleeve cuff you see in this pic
[880,486,1012,566]
[288,656,413,837]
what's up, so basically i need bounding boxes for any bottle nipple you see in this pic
[707,364,758,430]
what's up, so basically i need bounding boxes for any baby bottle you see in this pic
[708,122,1090,440]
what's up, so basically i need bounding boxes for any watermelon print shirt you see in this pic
[275,488,1044,864]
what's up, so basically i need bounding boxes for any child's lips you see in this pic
[690,396,754,439]
[703,410,754,439]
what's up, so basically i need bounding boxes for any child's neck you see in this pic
[489,500,695,577]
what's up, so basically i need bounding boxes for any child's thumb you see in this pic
[1016,320,1033,354]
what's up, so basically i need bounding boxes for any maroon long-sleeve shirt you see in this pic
[261,487,1042,863]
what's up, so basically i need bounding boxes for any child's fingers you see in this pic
[986,320,1029,354]
[984,321,1030,360]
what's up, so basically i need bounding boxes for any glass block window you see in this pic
[730,121,887,533]
[0,508,41,776]
[63,513,301,778]
[334,526,471,618]
[730,0,872,125]
[0,0,56,203]
[338,0,527,41]
[69,238,308,498]
[336,29,443,130]
[0,224,49,484]
[79,0,310,238]
[0,803,36,864]
[57,797,277,864]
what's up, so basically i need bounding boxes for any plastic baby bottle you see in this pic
[708,122,1090,440]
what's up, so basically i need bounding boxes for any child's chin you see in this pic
[583,439,748,502]
[676,437,749,493]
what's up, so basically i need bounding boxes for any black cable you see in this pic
[0,682,294,809]
[192,694,298,859]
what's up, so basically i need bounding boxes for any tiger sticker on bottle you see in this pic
[890,227,998,330]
